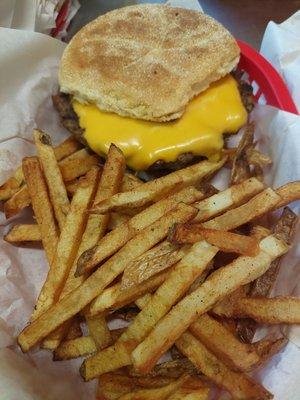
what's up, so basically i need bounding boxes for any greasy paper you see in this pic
[0,2,300,400]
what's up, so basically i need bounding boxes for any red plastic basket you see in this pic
[237,40,298,114]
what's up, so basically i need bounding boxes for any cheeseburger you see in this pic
[54,4,250,172]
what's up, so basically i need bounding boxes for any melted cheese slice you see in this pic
[73,75,247,170]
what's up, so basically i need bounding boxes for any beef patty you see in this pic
[53,76,253,173]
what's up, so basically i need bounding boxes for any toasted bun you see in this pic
[59,4,239,122]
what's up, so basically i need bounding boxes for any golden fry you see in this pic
[22,157,59,264]
[18,203,197,352]
[76,186,205,276]
[89,269,170,316]
[121,241,186,290]
[90,158,226,214]
[131,235,288,373]
[169,225,259,256]
[81,241,217,380]
[193,177,264,222]
[34,130,70,230]
[32,167,100,320]
[176,331,272,400]
[4,224,41,243]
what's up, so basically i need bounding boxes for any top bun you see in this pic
[59,4,240,122]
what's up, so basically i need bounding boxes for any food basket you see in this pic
[238,40,298,114]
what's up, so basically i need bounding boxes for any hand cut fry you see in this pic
[127,359,198,379]
[89,269,171,316]
[176,331,272,400]
[131,235,288,373]
[227,296,300,324]
[22,157,59,264]
[97,373,197,400]
[169,226,259,256]
[193,177,264,222]
[65,316,82,340]
[202,188,281,231]
[34,130,70,230]
[76,186,205,276]
[42,144,126,349]
[80,241,217,380]
[121,241,187,290]
[108,213,130,230]
[170,387,210,400]
[121,173,143,191]
[237,207,298,342]
[4,184,32,219]
[275,181,300,208]
[4,150,101,219]
[54,329,124,361]
[86,315,112,350]
[0,166,24,201]
[0,136,81,202]
[59,153,100,182]
[32,167,100,320]
[54,336,97,360]
[18,203,197,352]
[253,337,288,367]
[90,158,226,214]
[52,136,83,161]
[189,314,260,372]
[4,224,41,243]
[117,374,189,400]
[230,123,254,185]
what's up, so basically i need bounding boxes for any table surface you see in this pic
[67,0,300,49]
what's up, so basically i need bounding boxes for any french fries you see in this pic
[90,157,226,214]
[127,359,198,379]
[193,177,264,222]
[97,373,194,400]
[54,329,124,361]
[54,336,99,361]
[169,225,259,256]
[42,144,126,349]
[0,166,24,201]
[117,374,189,400]
[34,130,70,230]
[230,123,254,184]
[170,387,210,400]
[131,235,288,373]
[121,241,186,290]
[225,296,300,324]
[22,157,59,264]
[4,126,299,400]
[202,188,281,231]
[59,153,100,182]
[4,224,41,243]
[176,331,273,400]
[189,314,260,371]
[89,269,171,316]
[76,186,205,276]
[0,136,81,201]
[81,241,218,380]
[18,203,197,352]
[32,167,100,320]
[276,181,300,208]
[237,207,298,342]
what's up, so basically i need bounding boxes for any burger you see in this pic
[53,4,251,173]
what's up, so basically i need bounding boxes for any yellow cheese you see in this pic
[73,75,247,170]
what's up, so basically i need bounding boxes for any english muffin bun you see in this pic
[59,4,240,122]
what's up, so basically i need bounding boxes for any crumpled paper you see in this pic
[0,0,80,36]
[261,10,300,110]
[0,2,299,399]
